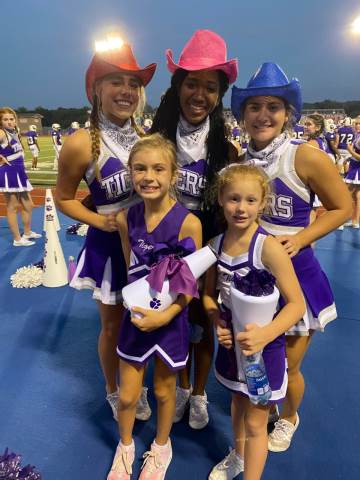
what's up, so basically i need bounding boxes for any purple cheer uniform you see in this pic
[117,201,194,371]
[212,226,287,403]
[344,134,360,185]
[0,129,32,192]
[251,140,337,335]
[70,132,140,305]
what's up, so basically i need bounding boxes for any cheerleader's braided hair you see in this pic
[150,68,231,207]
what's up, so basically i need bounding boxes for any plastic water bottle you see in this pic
[241,351,272,405]
[68,256,76,283]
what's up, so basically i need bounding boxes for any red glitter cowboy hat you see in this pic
[166,30,238,84]
[86,43,157,103]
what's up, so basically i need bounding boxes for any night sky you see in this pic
[2,0,360,109]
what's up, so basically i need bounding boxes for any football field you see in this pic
[23,136,58,186]
[23,135,86,188]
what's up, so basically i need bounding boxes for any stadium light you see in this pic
[350,16,360,34]
[95,35,124,52]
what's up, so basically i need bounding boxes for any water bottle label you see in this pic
[245,365,270,396]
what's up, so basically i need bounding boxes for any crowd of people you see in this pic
[0,28,357,479]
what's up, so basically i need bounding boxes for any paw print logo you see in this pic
[46,205,52,211]
[46,214,54,221]
[46,197,51,202]
[150,298,161,310]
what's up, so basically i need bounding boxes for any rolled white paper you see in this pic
[122,245,217,312]
[229,284,280,381]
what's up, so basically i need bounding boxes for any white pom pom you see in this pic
[77,224,89,236]
[10,265,43,288]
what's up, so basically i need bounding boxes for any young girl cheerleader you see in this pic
[204,164,305,480]
[231,62,351,454]
[0,107,41,246]
[344,115,360,227]
[151,29,238,430]
[55,40,156,420]
[107,134,202,480]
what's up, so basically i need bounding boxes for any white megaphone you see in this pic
[230,284,280,380]
[122,245,217,312]
[42,210,68,288]
[43,188,60,231]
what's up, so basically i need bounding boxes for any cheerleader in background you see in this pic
[0,107,41,246]
[344,115,360,228]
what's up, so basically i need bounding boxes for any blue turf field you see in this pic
[0,208,359,479]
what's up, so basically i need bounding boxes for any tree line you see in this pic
[16,104,155,128]
[16,100,360,127]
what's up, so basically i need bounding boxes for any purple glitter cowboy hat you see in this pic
[166,29,238,84]
[231,62,302,121]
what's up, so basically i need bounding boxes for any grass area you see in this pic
[23,136,86,188]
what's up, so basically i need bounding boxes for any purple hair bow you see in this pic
[146,237,199,298]
[233,269,276,297]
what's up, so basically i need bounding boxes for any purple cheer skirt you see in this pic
[280,246,337,335]
[214,307,287,404]
[117,307,190,371]
[345,159,360,185]
[70,226,127,305]
[0,163,32,192]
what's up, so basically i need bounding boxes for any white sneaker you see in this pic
[23,231,42,239]
[136,387,152,421]
[139,439,172,480]
[344,220,353,227]
[208,448,244,480]
[268,404,280,424]
[13,237,35,247]
[107,440,135,480]
[106,391,119,421]
[337,225,344,231]
[173,386,192,423]
[189,392,209,429]
[268,413,300,452]
[352,223,360,229]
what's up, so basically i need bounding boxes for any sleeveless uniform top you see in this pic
[0,129,32,192]
[253,141,337,334]
[176,156,208,212]
[70,132,140,305]
[117,201,194,370]
[211,226,287,402]
[345,133,360,185]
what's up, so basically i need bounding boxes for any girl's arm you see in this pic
[307,139,319,149]
[347,143,360,161]
[237,236,305,355]
[203,262,233,350]
[277,143,352,256]
[131,212,202,332]
[55,130,117,232]
[116,210,130,270]
[0,129,10,165]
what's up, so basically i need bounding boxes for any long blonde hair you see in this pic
[0,107,23,150]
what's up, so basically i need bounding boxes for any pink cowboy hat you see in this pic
[166,30,238,84]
